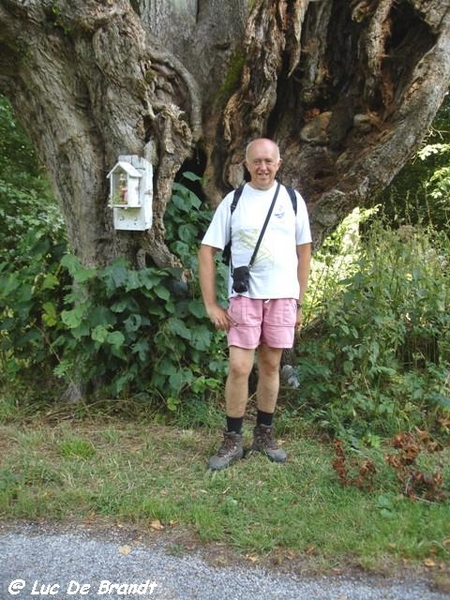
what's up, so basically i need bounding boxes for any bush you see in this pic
[1,172,229,408]
[0,98,68,382]
[296,213,450,440]
[51,254,228,405]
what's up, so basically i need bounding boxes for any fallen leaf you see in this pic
[119,544,132,555]
[150,519,164,531]
[424,558,437,568]
[245,554,258,563]
[82,513,97,525]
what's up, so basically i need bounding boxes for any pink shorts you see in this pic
[227,297,297,349]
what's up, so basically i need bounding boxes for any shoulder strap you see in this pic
[248,182,281,268]
[222,183,297,265]
[285,186,297,215]
[230,185,244,214]
[222,185,244,265]
[232,184,297,214]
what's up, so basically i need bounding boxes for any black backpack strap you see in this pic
[222,185,244,265]
[285,186,297,215]
[233,183,296,214]
[222,183,297,265]
[230,184,244,214]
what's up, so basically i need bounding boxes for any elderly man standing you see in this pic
[198,138,312,470]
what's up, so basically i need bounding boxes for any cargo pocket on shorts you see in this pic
[228,296,261,326]
[265,299,297,327]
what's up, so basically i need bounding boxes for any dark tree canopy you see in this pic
[0,0,449,268]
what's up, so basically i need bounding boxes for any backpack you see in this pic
[222,184,297,265]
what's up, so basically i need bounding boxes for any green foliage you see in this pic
[0,97,42,182]
[0,148,229,406]
[0,97,68,381]
[164,171,212,269]
[51,253,228,402]
[0,150,228,407]
[297,213,450,440]
[418,142,450,224]
[0,230,67,374]
[0,97,64,268]
[374,94,450,228]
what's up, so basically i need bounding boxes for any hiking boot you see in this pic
[208,431,244,470]
[250,424,287,463]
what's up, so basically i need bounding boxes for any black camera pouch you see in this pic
[232,265,250,294]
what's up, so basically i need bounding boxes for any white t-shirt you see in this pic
[201,182,312,299]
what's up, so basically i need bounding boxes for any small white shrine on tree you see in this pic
[107,155,153,231]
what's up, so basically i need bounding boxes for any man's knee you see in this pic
[258,346,283,375]
[228,359,253,380]
[228,346,255,380]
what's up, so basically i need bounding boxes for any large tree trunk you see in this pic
[0,0,449,267]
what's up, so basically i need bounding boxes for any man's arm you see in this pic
[296,242,312,303]
[296,242,312,325]
[198,244,232,331]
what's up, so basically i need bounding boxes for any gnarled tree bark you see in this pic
[0,0,449,266]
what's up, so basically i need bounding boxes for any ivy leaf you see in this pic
[156,357,177,376]
[42,302,58,327]
[102,259,129,292]
[0,273,20,297]
[124,314,142,333]
[107,331,126,348]
[154,284,171,301]
[178,223,197,244]
[132,339,150,362]
[61,305,86,329]
[42,273,59,290]
[91,325,110,343]
[125,269,142,291]
[61,253,96,283]
[191,327,212,351]
[167,317,192,340]
[188,299,206,318]
[181,171,202,182]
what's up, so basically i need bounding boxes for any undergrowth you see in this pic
[294,210,450,441]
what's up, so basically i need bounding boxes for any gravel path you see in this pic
[1,523,448,600]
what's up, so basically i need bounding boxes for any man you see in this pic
[198,138,312,470]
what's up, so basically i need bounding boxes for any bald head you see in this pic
[245,138,281,162]
[244,138,282,190]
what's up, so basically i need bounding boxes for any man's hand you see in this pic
[206,304,234,332]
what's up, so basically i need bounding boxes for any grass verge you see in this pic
[1,411,449,576]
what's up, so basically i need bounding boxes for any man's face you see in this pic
[244,140,282,190]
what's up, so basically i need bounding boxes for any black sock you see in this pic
[226,416,243,434]
[256,410,273,427]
